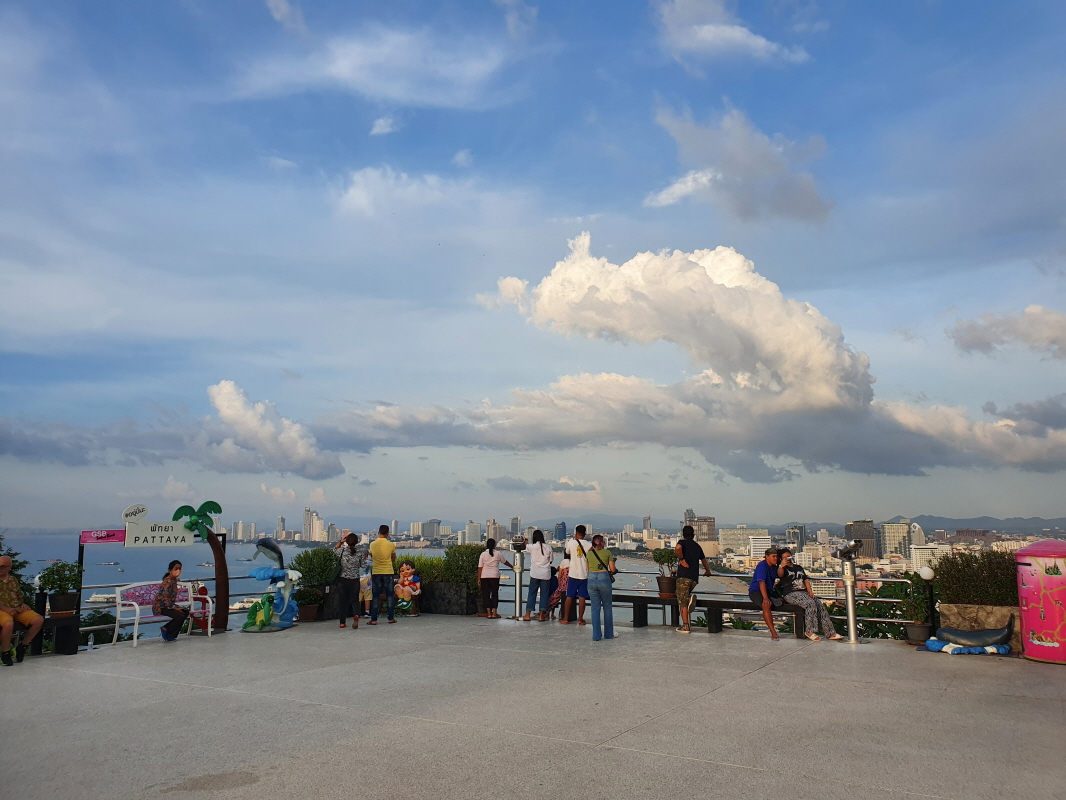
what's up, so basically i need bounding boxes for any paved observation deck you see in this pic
[4,615,1063,799]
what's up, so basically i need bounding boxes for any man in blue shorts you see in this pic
[562,525,591,625]
[749,548,782,641]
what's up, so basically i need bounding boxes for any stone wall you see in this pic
[938,603,1021,653]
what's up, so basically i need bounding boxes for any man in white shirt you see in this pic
[562,525,591,625]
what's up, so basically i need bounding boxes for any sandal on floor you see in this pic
[828,633,845,640]
[805,633,822,641]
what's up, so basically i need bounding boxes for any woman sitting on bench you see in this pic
[776,548,843,642]
[153,560,189,643]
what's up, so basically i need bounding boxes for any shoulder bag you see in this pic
[590,548,615,583]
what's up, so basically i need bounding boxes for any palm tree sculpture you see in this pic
[172,501,228,631]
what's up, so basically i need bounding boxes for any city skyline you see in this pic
[2,2,1065,528]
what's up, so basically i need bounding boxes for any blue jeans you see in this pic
[588,572,614,640]
[370,574,396,621]
[525,577,550,612]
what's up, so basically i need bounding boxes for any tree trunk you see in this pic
[204,528,229,631]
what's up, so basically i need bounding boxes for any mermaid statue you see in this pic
[242,539,301,632]
[395,559,421,615]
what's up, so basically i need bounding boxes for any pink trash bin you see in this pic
[1016,539,1066,664]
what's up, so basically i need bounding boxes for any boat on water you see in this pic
[228,597,260,611]
[97,562,120,566]
[197,562,213,567]
[37,558,62,562]
[88,593,116,603]
[236,558,253,562]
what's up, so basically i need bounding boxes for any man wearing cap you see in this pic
[0,556,43,666]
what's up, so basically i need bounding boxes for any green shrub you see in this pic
[79,609,135,645]
[933,550,1018,606]
[898,572,930,624]
[652,548,678,576]
[291,547,339,589]
[38,560,84,594]
[729,615,756,630]
[405,555,446,583]
[827,583,909,639]
[441,544,485,594]
[293,586,323,605]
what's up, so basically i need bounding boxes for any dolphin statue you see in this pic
[246,538,301,630]
[254,538,285,570]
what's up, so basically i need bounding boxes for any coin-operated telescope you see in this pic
[832,540,864,644]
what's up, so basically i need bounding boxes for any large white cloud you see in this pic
[317,235,1066,481]
[648,108,832,222]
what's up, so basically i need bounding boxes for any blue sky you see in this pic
[2,0,1065,529]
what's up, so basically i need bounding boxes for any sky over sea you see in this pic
[2,0,1066,529]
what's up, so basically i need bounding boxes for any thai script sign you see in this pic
[125,520,197,547]
[80,529,126,545]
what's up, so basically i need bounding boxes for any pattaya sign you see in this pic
[80,529,126,545]
[123,504,199,547]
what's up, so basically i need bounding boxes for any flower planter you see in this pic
[297,604,320,623]
[904,623,932,644]
[656,576,677,599]
[420,582,478,615]
[48,592,79,616]
[938,603,1021,653]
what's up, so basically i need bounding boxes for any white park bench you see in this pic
[113,581,214,646]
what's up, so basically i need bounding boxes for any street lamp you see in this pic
[919,565,936,630]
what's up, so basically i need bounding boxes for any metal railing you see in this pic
[73,563,918,640]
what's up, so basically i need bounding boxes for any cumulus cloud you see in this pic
[261,483,298,502]
[315,235,1066,481]
[947,305,1066,359]
[370,115,398,136]
[452,148,473,167]
[648,107,831,222]
[338,166,463,217]
[205,381,343,479]
[161,475,193,501]
[235,26,511,109]
[655,0,809,68]
[308,487,326,504]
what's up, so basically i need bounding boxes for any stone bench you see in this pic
[610,592,806,638]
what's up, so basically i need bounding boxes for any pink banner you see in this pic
[80,529,126,545]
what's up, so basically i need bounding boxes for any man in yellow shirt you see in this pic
[368,525,397,624]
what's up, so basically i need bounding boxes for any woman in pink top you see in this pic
[477,539,512,619]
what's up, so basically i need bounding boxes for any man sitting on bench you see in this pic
[748,548,783,642]
[0,556,44,666]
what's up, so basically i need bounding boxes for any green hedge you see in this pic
[933,550,1018,606]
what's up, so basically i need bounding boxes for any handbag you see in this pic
[590,548,615,583]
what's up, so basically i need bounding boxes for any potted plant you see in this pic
[652,548,678,598]
[899,573,932,644]
[933,550,1020,652]
[37,560,83,616]
[291,547,340,622]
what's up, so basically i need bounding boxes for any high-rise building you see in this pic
[718,526,767,554]
[440,525,453,539]
[303,507,313,540]
[466,521,482,543]
[510,517,521,536]
[642,515,652,532]
[817,528,829,544]
[878,521,912,558]
[683,508,696,528]
[786,524,807,551]
[910,523,926,546]
[845,520,879,558]
[694,516,716,542]
[910,544,952,571]
[748,535,772,557]
[231,521,241,541]
[554,522,567,542]
[248,523,257,540]
[623,523,635,537]
[410,522,424,539]
[487,520,507,541]
[524,526,536,538]
[326,522,338,542]
[457,527,468,545]
[424,519,441,539]
[276,516,285,537]
[391,520,399,537]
